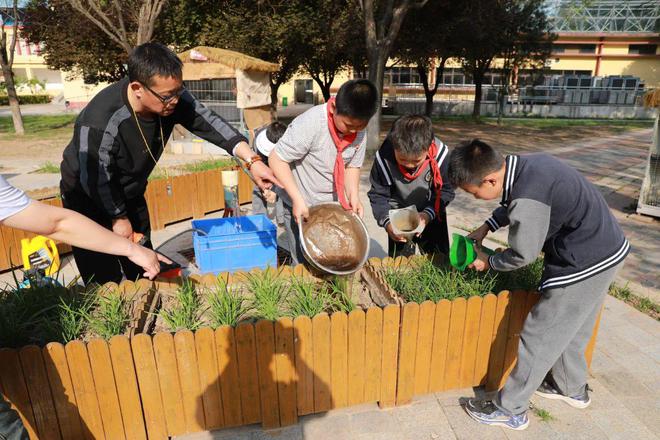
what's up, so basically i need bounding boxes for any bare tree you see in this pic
[354,0,427,149]
[0,0,24,135]
[65,0,167,53]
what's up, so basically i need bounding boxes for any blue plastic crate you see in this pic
[192,215,277,274]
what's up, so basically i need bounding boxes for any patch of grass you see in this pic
[431,115,653,131]
[33,161,60,174]
[328,276,356,313]
[0,114,77,140]
[84,287,130,339]
[531,405,555,422]
[384,258,498,303]
[180,158,235,173]
[160,280,205,331]
[147,167,169,181]
[0,274,94,347]
[495,258,544,292]
[246,270,288,321]
[609,283,659,321]
[288,276,332,318]
[207,278,251,327]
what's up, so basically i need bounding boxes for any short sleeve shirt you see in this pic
[0,175,30,221]
[274,103,366,206]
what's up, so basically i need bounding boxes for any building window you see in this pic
[386,67,421,85]
[552,44,567,53]
[578,44,596,54]
[628,44,657,55]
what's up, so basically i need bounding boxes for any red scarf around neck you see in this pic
[327,97,357,210]
[397,140,444,217]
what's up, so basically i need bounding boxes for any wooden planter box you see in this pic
[0,258,602,440]
[0,169,253,272]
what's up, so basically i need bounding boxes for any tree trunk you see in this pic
[366,50,386,151]
[270,81,281,112]
[1,64,24,135]
[472,78,483,120]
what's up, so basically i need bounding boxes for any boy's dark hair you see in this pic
[266,121,287,143]
[335,79,378,120]
[448,139,504,186]
[390,115,433,156]
[128,42,183,86]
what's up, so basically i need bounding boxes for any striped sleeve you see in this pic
[78,111,130,218]
[368,150,395,227]
[177,91,247,155]
[486,205,510,232]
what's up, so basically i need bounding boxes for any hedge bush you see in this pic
[0,94,52,105]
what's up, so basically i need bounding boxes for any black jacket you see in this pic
[60,77,247,218]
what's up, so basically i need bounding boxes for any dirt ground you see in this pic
[0,119,647,167]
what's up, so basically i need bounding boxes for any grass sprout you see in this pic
[207,278,251,327]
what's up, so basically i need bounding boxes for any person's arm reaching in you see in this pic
[2,201,169,279]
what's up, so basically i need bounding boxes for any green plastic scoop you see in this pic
[449,233,494,271]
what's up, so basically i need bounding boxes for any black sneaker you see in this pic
[535,378,591,409]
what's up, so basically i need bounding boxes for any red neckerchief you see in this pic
[397,140,444,217]
[327,97,357,210]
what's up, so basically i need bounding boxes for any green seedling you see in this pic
[207,278,251,327]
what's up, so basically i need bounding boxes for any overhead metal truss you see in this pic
[546,0,660,34]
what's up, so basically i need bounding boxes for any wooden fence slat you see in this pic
[379,305,400,408]
[486,292,513,391]
[500,291,528,388]
[153,332,186,436]
[87,339,125,440]
[215,326,243,427]
[108,336,147,440]
[347,309,366,406]
[131,334,168,440]
[234,323,261,424]
[413,301,436,396]
[293,316,314,415]
[460,296,483,387]
[330,312,349,409]
[0,349,39,439]
[18,346,61,440]
[363,307,383,403]
[274,318,298,426]
[473,294,498,385]
[43,343,86,440]
[396,302,419,405]
[443,298,467,391]
[255,320,280,429]
[195,328,224,430]
[65,341,105,440]
[428,300,451,392]
[174,330,205,433]
[525,290,540,316]
[0,226,11,270]
[312,313,332,412]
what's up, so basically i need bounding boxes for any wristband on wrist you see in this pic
[246,155,263,170]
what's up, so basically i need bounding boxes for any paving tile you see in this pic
[301,412,352,439]
[588,408,657,440]
[347,408,404,437]
[442,405,508,440]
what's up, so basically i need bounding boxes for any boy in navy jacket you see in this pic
[368,115,454,257]
[449,139,628,431]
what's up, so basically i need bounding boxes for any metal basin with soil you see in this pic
[299,202,370,275]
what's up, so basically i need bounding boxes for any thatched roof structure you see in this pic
[643,89,660,108]
[178,46,279,81]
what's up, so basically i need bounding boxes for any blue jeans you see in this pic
[0,395,28,440]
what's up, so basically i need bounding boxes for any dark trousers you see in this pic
[61,189,152,285]
[388,211,450,258]
[0,395,28,440]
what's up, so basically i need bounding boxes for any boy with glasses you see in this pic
[59,42,280,285]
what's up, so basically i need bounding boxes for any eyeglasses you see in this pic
[141,82,186,104]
